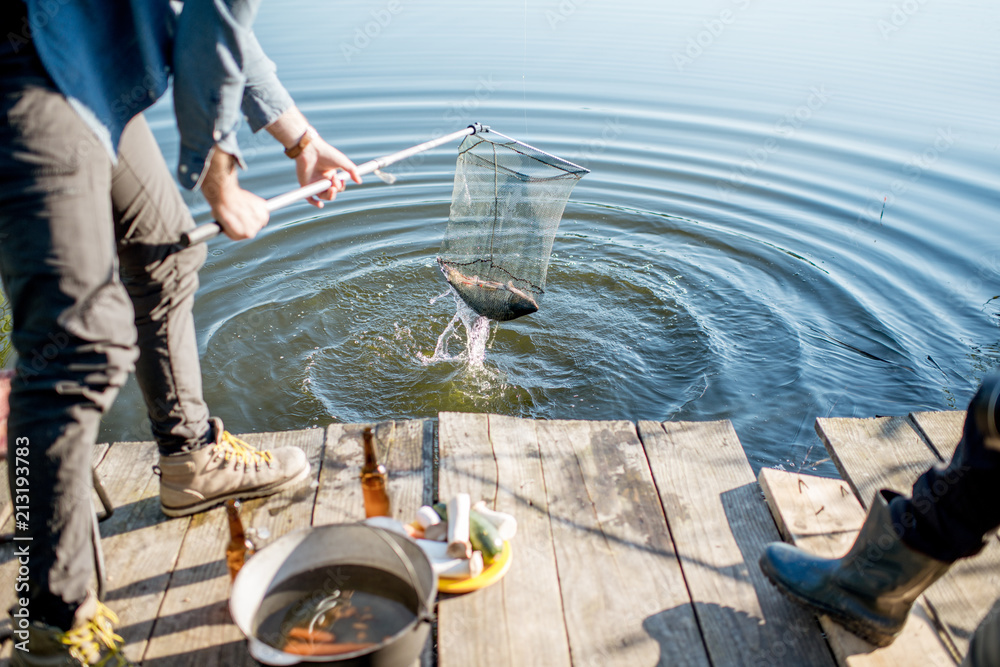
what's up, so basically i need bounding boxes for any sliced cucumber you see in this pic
[469,509,504,562]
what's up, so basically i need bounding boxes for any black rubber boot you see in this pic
[759,488,951,647]
[967,368,1000,448]
[964,598,1000,666]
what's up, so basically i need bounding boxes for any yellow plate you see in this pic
[437,541,512,595]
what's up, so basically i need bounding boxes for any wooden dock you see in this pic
[0,410,997,665]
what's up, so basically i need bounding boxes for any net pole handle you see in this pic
[180,124,486,247]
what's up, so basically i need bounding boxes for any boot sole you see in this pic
[761,566,899,647]
[160,462,312,518]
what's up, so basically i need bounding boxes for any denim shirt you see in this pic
[24,0,294,189]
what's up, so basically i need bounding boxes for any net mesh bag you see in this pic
[437,130,588,321]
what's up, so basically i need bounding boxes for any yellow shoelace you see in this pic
[60,602,131,666]
[215,431,275,468]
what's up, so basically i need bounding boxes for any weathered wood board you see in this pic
[436,412,572,667]
[908,411,964,461]
[759,469,957,667]
[1,411,992,667]
[815,417,937,505]
[537,418,707,666]
[141,428,325,666]
[313,420,431,526]
[640,420,834,666]
[93,440,191,663]
[312,420,432,667]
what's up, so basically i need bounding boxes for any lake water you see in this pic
[96,0,1000,473]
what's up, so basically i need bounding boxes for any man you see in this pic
[760,368,1000,664]
[0,1,360,664]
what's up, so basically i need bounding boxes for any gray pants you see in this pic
[1,53,211,628]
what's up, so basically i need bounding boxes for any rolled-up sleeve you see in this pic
[241,31,295,132]
[173,0,293,189]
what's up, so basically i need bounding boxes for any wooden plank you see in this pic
[817,416,1000,657]
[909,411,965,462]
[312,420,431,526]
[639,420,834,666]
[815,416,939,505]
[141,428,325,666]
[436,412,572,667]
[92,440,191,663]
[759,469,957,667]
[535,419,708,667]
[312,420,433,667]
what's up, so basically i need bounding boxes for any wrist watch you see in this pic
[284,127,315,159]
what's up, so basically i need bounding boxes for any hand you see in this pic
[201,149,269,240]
[263,107,363,208]
[295,132,362,208]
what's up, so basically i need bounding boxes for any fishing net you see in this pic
[437,130,588,322]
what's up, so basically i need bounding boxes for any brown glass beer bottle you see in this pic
[225,499,253,581]
[361,427,391,517]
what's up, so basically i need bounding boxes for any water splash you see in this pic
[419,287,493,367]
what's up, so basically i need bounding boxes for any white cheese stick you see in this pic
[446,493,472,559]
[416,505,441,529]
[416,538,450,560]
[436,551,484,579]
[417,539,484,579]
[423,522,448,542]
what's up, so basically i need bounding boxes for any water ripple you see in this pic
[98,0,1000,472]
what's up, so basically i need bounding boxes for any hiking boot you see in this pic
[157,418,310,517]
[10,592,134,666]
[759,488,950,647]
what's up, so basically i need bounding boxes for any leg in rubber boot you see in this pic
[759,489,950,647]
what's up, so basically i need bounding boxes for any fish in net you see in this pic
[437,130,588,322]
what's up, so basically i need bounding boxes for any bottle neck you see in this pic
[362,427,379,472]
[226,501,246,551]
